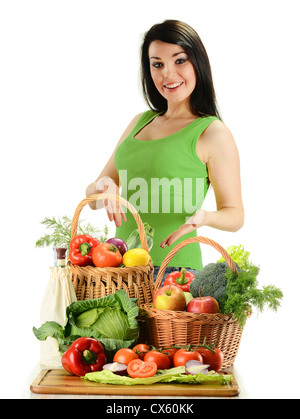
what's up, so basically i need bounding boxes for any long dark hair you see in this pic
[141,20,221,119]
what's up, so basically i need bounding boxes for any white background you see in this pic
[1,0,299,399]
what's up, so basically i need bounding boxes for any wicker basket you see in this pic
[69,193,154,306]
[140,236,250,369]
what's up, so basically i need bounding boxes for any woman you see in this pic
[86,20,244,280]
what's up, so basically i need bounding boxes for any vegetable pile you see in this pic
[36,217,154,269]
[67,234,150,268]
[34,222,283,388]
[153,244,283,328]
[33,290,231,385]
[82,340,230,384]
[190,245,283,327]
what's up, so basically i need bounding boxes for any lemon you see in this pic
[122,248,150,267]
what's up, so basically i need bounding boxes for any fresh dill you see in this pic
[35,216,109,249]
[221,262,283,328]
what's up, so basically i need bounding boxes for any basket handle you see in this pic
[154,236,237,291]
[71,193,149,252]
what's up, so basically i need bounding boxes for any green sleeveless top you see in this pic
[114,110,219,270]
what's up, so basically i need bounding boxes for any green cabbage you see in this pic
[33,290,139,354]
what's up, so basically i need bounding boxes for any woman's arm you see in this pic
[199,120,244,231]
[161,121,244,247]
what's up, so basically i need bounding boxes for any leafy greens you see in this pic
[216,244,283,327]
[221,263,283,328]
[33,290,139,353]
[84,367,233,386]
[217,244,250,270]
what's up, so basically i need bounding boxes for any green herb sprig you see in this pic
[220,262,283,328]
[35,216,109,249]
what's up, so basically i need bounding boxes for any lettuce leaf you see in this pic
[83,367,233,386]
[33,290,139,353]
[217,244,250,270]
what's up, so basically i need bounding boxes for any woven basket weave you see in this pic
[140,236,250,369]
[69,193,154,306]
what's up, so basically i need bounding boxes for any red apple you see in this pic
[186,292,219,314]
[154,285,186,311]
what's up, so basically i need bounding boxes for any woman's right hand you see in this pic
[95,176,127,227]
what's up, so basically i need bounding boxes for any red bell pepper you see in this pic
[164,268,195,292]
[61,337,106,376]
[69,234,100,266]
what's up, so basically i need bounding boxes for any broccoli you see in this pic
[189,258,283,328]
[189,262,241,311]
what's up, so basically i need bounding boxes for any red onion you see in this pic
[102,362,128,375]
[185,360,209,375]
[106,238,128,255]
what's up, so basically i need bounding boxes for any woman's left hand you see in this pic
[160,209,205,248]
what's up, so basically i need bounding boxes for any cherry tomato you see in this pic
[144,350,170,370]
[161,348,178,367]
[133,344,150,360]
[173,349,203,367]
[194,347,224,372]
[113,348,138,365]
[92,243,123,268]
[127,359,157,378]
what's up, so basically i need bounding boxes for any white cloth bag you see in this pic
[39,266,77,367]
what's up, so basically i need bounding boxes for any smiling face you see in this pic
[149,40,197,109]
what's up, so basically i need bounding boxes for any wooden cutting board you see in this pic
[30,369,240,397]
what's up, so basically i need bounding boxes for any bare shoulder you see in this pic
[198,120,238,163]
[116,112,144,145]
[130,112,145,126]
[202,120,235,144]
[123,112,144,134]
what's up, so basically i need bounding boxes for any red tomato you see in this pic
[92,243,123,268]
[173,349,203,367]
[127,359,157,378]
[161,348,178,367]
[133,344,150,360]
[113,348,138,365]
[144,350,170,370]
[194,347,224,372]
